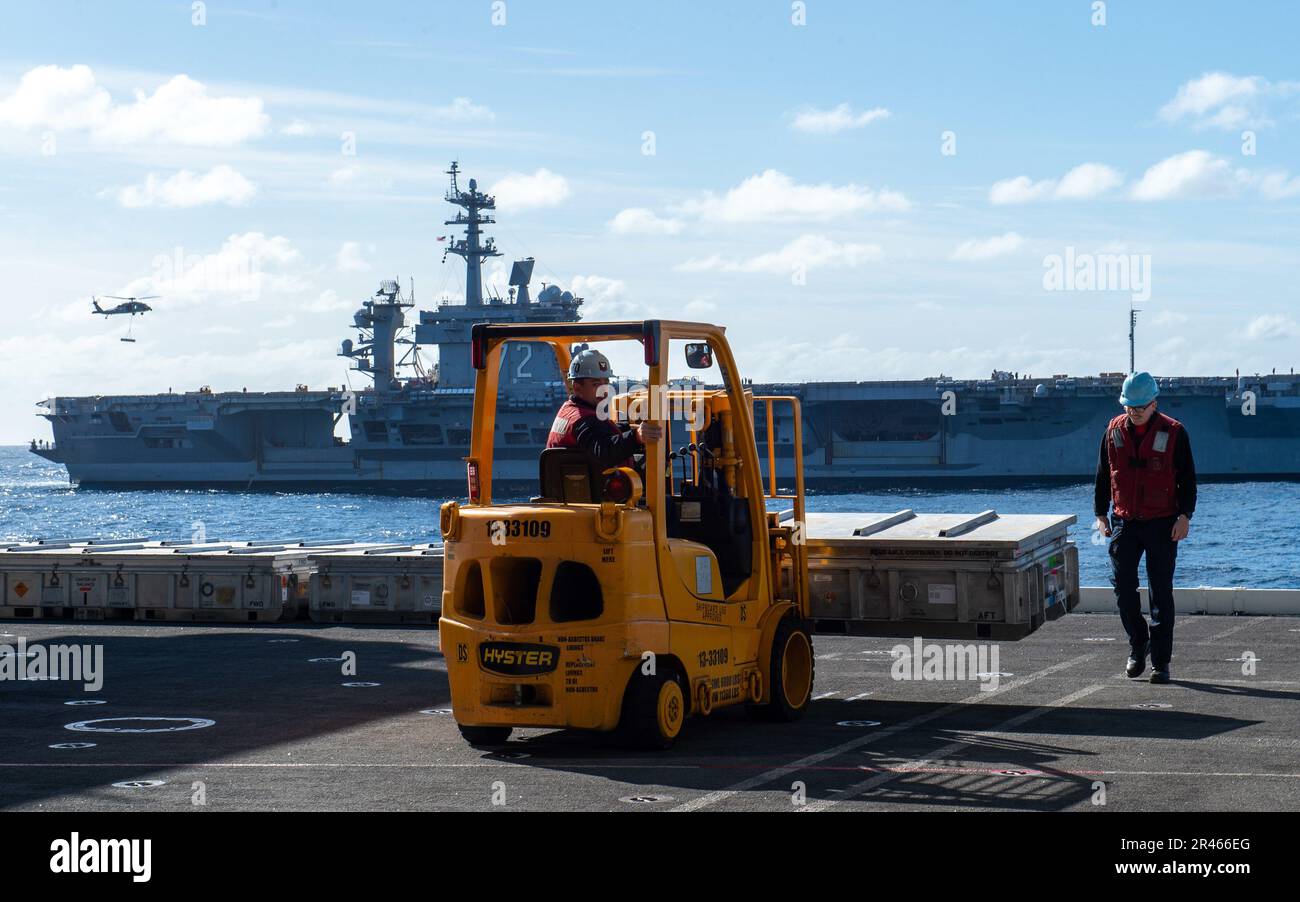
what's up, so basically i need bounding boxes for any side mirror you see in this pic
[684,343,713,370]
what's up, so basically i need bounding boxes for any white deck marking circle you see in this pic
[112,780,166,789]
[64,700,107,706]
[66,717,215,733]
[342,681,380,687]
[49,742,97,749]
[669,652,1096,812]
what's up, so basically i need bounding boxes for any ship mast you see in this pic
[442,161,501,306]
[1129,301,1140,372]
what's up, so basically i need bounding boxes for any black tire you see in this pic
[458,724,513,747]
[747,615,815,722]
[618,662,688,750]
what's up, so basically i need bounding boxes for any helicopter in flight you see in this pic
[92,295,159,342]
[93,295,157,316]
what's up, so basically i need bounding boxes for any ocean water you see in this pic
[2,447,1297,588]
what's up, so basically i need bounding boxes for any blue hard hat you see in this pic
[1119,371,1159,407]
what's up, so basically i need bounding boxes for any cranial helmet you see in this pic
[569,348,615,381]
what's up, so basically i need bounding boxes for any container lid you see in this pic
[804,511,1075,551]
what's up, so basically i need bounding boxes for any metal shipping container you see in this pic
[0,540,345,623]
[796,510,1079,640]
[309,545,444,623]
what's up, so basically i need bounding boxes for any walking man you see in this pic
[1093,371,1197,684]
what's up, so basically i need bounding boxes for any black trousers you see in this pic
[1109,514,1179,668]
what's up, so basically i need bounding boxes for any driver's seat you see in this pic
[537,448,603,503]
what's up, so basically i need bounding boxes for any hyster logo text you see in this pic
[50,833,151,882]
[478,642,560,675]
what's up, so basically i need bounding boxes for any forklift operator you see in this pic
[546,348,663,468]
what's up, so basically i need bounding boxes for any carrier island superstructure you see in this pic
[31,163,1300,489]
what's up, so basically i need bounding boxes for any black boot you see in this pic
[1149,667,1171,684]
[1126,641,1149,679]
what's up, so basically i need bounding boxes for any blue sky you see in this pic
[1,0,1298,442]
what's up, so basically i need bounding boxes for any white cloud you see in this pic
[992,151,1299,203]
[0,65,268,145]
[329,166,358,186]
[0,64,110,131]
[1129,150,1237,200]
[301,289,355,313]
[108,165,257,208]
[1158,72,1300,130]
[1253,170,1300,200]
[326,164,394,192]
[569,274,644,319]
[1152,336,1187,357]
[281,118,314,136]
[490,168,570,210]
[432,97,495,121]
[790,103,890,134]
[683,296,718,316]
[607,207,684,235]
[989,176,1053,204]
[677,169,909,222]
[950,232,1024,261]
[1056,163,1124,199]
[1149,310,1190,327]
[1240,314,1298,341]
[990,163,1122,204]
[118,232,303,307]
[336,241,373,273]
[676,234,883,275]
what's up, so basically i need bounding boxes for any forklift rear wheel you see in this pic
[458,724,513,747]
[747,616,814,721]
[619,665,687,750]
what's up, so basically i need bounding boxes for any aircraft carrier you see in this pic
[30,163,1300,490]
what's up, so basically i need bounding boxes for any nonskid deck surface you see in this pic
[1,614,1295,812]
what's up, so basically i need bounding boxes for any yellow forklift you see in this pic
[438,320,812,748]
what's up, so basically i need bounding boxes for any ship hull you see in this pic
[37,378,1300,490]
